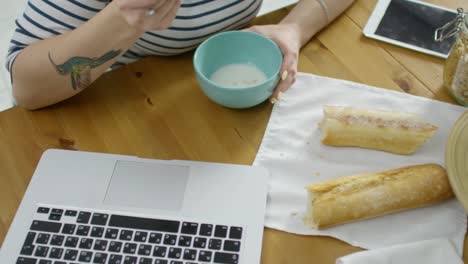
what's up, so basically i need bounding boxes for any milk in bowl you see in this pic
[210,63,268,88]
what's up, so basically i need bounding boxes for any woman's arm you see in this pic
[11,0,179,110]
[247,0,355,101]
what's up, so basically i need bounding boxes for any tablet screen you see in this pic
[375,0,457,55]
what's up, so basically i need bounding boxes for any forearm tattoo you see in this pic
[48,50,122,90]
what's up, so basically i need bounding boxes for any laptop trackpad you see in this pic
[104,160,189,211]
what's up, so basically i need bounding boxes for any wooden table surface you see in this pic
[1,0,467,263]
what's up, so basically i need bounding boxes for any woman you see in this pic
[7,0,354,109]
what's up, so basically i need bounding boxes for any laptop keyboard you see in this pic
[16,206,243,264]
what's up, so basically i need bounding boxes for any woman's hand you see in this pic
[114,0,180,33]
[244,24,302,103]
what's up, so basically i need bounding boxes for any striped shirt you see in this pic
[6,0,263,72]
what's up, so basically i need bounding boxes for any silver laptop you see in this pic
[0,149,269,264]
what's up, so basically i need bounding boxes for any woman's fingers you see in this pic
[129,0,170,12]
[157,0,181,29]
[271,68,296,103]
[143,0,179,30]
[151,0,171,10]
[271,44,298,102]
[115,0,178,32]
[119,0,163,10]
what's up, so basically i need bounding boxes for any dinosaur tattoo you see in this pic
[48,49,122,90]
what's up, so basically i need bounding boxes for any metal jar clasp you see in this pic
[435,8,465,42]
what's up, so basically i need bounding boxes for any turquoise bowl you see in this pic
[193,31,283,109]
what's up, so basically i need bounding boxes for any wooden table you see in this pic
[1,0,467,263]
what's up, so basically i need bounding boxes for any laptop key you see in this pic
[76,225,90,236]
[154,259,168,264]
[177,235,192,247]
[94,239,108,251]
[49,247,64,259]
[198,250,212,262]
[214,225,228,238]
[208,238,222,250]
[34,246,49,257]
[78,250,93,262]
[152,246,167,258]
[148,232,162,244]
[49,209,63,221]
[90,226,105,238]
[108,254,123,264]
[181,222,198,235]
[223,240,241,252]
[79,238,94,249]
[137,244,152,256]
[123,242,137,254]
[20,245,35,256]
[16,257,38,264]
[61,224,76,235]
[51,209,64,215]
[169,261,182,264]
[38,260,52,264]
[163,234,177,245]
[108,215,180,234]
[53,262,66,264]
[229,227,242,239]
[31,221,61,233]
[193,237,207,248]
[199,224,213,237]
[168,247,182,259]
[139,257,152,264]
[77,211,91,224]
[134,231,148,242]
[48,214,61,221]
[214,252,239,264]
[93,252,108,264]
[36,233,50,245]
[108,241,123,252]
[123,256,137,264]
[119,230,134,241]
[64,210,78,217]
[91,213,109,226]
[37,207,50,214]
[105,228,119,239]
[64,249,79,261]
[65,236,79,247]
[183,248,197,260]
[50,235,65,246]
[23,232,36,246]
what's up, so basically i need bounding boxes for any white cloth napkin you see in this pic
[336,239,463,264]
[253,73,467,253]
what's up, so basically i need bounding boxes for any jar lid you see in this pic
[446,111,468,213]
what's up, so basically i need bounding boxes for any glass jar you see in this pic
[436,8,468,106]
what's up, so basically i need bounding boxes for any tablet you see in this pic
[363,0,458,58]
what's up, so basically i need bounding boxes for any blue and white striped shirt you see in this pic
[6,0,263,72]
